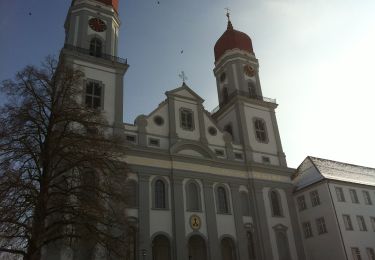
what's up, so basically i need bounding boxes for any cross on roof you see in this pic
[179,71,188,84]
[225,7,231,21]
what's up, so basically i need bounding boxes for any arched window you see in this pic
[253,118,268,143]
[217,186,229,213]
[152,235,171,260]
[127,180,138,208]
[240,192,250,216]
[89,38,102,57]
[187,182,200,211]
[270,190,282,217]
[221,237,236,260]
[155,180,166,209]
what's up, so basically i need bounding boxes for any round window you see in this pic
[208,126,217,136]
[153,116,164,126]
[220,72,226,82]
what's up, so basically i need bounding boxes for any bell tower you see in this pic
[61,0,128,131]
[212,14,287,166]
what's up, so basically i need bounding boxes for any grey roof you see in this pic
[309,156,375,186]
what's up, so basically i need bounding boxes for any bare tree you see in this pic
[0,57,129,260]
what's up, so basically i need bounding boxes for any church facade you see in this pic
[53,1,354,260]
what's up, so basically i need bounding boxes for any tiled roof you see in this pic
[309,156,375,186]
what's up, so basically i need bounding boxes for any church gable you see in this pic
[166,84,204,103]
[145,101,169,137]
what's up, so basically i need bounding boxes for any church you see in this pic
[58,0,375,260]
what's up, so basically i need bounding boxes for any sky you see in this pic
[1,0,375,169]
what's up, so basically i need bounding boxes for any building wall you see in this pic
[294,182,346,260]
[328,181,375,260]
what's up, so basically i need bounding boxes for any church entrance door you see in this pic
[188,235,207,260]
[152,235,171,260]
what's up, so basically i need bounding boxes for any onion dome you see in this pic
[214,19,254,62]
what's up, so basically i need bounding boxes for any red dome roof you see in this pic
[214,21,253,61]
[95,0,118,13]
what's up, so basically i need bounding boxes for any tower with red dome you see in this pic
[212,15,287,166]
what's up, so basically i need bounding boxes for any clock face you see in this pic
[89,18,107,32]
[244,64,256,77]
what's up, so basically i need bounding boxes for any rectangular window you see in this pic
[297,195,307,211]
[262,156,270,164]
[343,215,353,230]
[335,187,345,202]
[357,215,367,231]
[148,138,160,147]
[254,119,268,143]
[85,81,102,109]
[302,222,313,238]
[234,153,243,160]
[371,217,375,232]
[351,247,362,260]
[349,189,359,204]
[316,217,327,234]
[180,109,194,130]
[310,190,321,207]
[363,191,372,205]
[215,149,224,157]
[126,135,136,143]
[367,248,375,260]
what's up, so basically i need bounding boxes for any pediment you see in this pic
[166,84,204,103]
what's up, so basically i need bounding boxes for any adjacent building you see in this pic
[293,157,375,260]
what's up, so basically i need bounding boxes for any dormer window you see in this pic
[180,108,194,130]
[89,38,102,58]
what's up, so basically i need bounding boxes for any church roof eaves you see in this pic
[165,84,205,103]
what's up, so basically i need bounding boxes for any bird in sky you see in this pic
[29,12,32,16]
[181,50,184,54]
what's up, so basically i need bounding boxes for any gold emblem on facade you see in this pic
[190,214,201,230]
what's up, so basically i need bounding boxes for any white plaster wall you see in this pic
[204,114,226,146]
[294,183,345,260]
[174,98,200,141]
[149,175,172,237]
[216,107,239,144]
[182,179,208,236]
[328,182,375,258]
[146,104,169,136]
[146,135,169,149]
[253,153,279,165]
[72,60,118,125]
[263,187,298,260]
[244,104,278,154]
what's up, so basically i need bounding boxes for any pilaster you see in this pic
[270,110,287,166]
[168,97,178,145]
[138,174,151,260]
[202,180,220,260]
[197,104,208,144]
[229,183,249,260]
[171,176,187,260]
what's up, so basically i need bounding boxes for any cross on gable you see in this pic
[179,71,188,84]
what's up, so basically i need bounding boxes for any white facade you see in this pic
[293,157,375,260]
